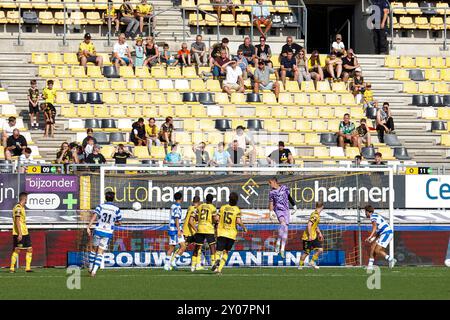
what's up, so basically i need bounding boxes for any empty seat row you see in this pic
[394,68,450,81]
[403,81,449,94]
[182,0,291,12]
[391,1,449,15]
[392,15,448,30]
[385,55,450,68]
[423,107,450,120]
[412,94,450,106]
[0,0,130,10]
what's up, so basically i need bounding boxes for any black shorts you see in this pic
[83,56,98,64]
[29,103,39,114]
[302,239,322,255]
[13,234,32,249]
[185,235,195,244]
[194,233,216,245]
[217,236,235,251]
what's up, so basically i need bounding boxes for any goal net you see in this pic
[71,166,394,269]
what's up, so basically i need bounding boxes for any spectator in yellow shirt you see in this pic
[78,33,103,68]
[136,0,156,36]
[41,80,57,138]
[104,0,120,34]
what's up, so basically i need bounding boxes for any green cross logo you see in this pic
[63,194,78,210]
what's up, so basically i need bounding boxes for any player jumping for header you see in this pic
[87,191,122,277]
[268,177,297,258]
[365,205,396,270]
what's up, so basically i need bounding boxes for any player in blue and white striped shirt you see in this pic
[87,191,122,277]
[365,205,396,269]
[164,192,187,271]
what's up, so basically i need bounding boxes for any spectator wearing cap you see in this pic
[130,117,146,146]
[355,118,372,151]
[267,141,294,166]
[119,0,139,38]
[5,129,27,160]
[279,50,298,86]
[281,36,303,58]
[350,68,365,103]
[252,0,272,37]
[331,34,346,57]
[210,38,230,67]
[212,49,230,79]
[325,51,342,81]
[238,37,256,66]
[2,116,17,147]
[341,49,360,82]
[78,33,103,68]
[254,36,272,67]
[82,128,97,149]
[233,126,256,166]
[253,59,280,98]
[221,59,245,95]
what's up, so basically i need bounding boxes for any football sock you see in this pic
[218,252,228,272]
[89,251,96,272]
[385,255,390,261]
[92,253,103,274]
[368,258,374,267]
[191,254,198,267]
[10,252,18,271]
[280,240,286,252]
[25,252,32,270]
[311,253,319,263]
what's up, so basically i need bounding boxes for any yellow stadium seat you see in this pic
[300,81,315,93]
[151,67,166,78]
[150,146,166,159]
[94,105,109,118]
[305,133,320,145]
[441,134,450,146]
[230,92,246,104]
[325,94,340,106]
[262,92,278,105]
[135,66,151,78]
[390,2,407,14]
[63,52,78,65]
[87,65,102,77]
[199,119,214,131]
[119,66,134,78]
[314,146,329,159]
[62,78,77,91]
[167,92,183,105]
[302,106,317,118]
[441,69,450,81]
[221,14,236,26]
[418,82,434,94]
[405,2,422,15]
[310,94,325,105]
[51,79,62,90]
[79,79,94,91]
[334,108,348,119]
[391,16,400,29]
[431,56,445,68]
[393,69,409,80]
[223,105,238,117]
[341,93,357,106]
[399,56,415,68]
[38,65,54,78]
[378,146,396,160]
[71,66,86,77]
[278,92,293,105]
[255,105,271,118]
[7,11,21,23]
[111,79,127,91]
[39,11,55,24]
[191,79,206,91]
[54,11,71,24]
[399,16,415,29]
[78,105,93,117]
[316,81,331,93]
[236,13,251,27]
[1,0,17,9]
[127,78,143,91]
[174,105,190,118]
[331,82,348,93]
[151,92,167,105]
[206,79,221,92]
[414,16,430,29]
[288,132,305,146]
[188,13,205,26]
[192,105,207,118]
[102,92,117,104]
[94,79,110,91]
[264,119,279,132]
[403,81,418,94]
[293,93,308,105]
[56,92,69,104]
[271,107,286,118]
[183,119,197,132]
[182,0,196,8]
[127,106,141,118]
[311,120,328,132]
[61,105,77,118]
[434,82,449,94]
[346,147,360,159]
[297,120,312,132]
[98,53,112,66]
[416,56,430,68]
[350,107,365,119]
[142,105,157,118]
[86,11,103,24]
[48,52,63,65]
[285,81,301,93]
[318,108,334,119]
[71,11,87,24]
[135,92,150,104]
[430,16,444,30]
[54,65,70,77]
[119,92,134,104]
[424,69,440,81]
[205,13,219,26]
[167,66,183,78]
[143,79,158,91]
[384,56,398,68]
[183,66,197,78]
[32,52,47,64]
[436,2,449,15]
[286,106,302,118]
[110,105,126,118]
[135,146,150,159]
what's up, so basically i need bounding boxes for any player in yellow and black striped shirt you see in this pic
[299,202,324,270]
[10,192,33,273]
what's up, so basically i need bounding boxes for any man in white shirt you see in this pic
[331,34,346,57]
[233,125,256,166]
[2,116,17,147]
[112,33,132,68]
[18,147,35,173]
[252,0,272,37]
[221,59,245,95]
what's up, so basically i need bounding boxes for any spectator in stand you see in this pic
[18,147,34,172]
[281,36,303,58]
[325,51,342,81]
[267,141,294,166]
[210,38,230,67]
[376,102,395,144]
[354,155,362,167]
[163,143,182,165]
[233,126,256,166]
[27,80,39,130]
[112,33,132,68]
[238,37,256,66]
[336,113,357,148]
[212,49,230,79]
[4,129,27,160]
[296,49,311,82]
[84,136,95,158]
[41,79,57,138]
[192,142,210,166]
[56,142,73,164]
[236,49,251,80]
[82,128,97,148]
[371,0,389,54]
[112,144,132,165]
[143,36,159,67]
[105,0,120,35]
[159,116,175,154]
[134,37,145,67]
[341,48,360,82]
[308,50,324,81]
[177,43,191,66]
[191,35,208,66]
[350,68,365,103]
[145,117,161,154]
[331,34,346,57]
[227,140,245,166]
[253,59,280,98]
[2,116,17,147]
[363,82,375,109]
[85,145,107,168]
[69,142,80,164]
[372,152,386,166]
[160,43,176,66]
[214,0,236,20]
[78,33,103,68]
[254,36,272,67]
[279,50,298,85]
[252,0,272,37]
[119,0,139,39]
[355,118,372,151]
[210,142,232,167]
[136,0,156,37]
[222,59,245,95]
[130,117,146,146]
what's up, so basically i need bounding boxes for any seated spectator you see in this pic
[212,49,230,79]
[191,35,208,66]
[363,82,375,109]
[82,128,97,148]
[253,60,280,98]
[143,36,159,67]
[136,0,156,37]
[2,116,17,147]
[308,50,324,81]
[296,49,311,82]
[28,80,39,129]
[238,37,256,66]
[325,52,342,81]
[78,33,103,68]
[233,126,256,166]
[214,0,236,20]
[112,33,132,68]
[177,43,191,66]
[354,155,362,167]
[236,49,251,80]
[56,142,73,164]
[252,0,272,37]
[350,68,365,103]
[5,129,27,160]
[134,37,145,67]
[192,142,210,166]
[376,102,395,143]
[281,36,303,58]
[222,59,245,95]
[254,36,272,67]
[209,38,230,67]
[18,147,35,172]
[372,152,386,166]
[331,34,346,57]
[355,118,372,151]
[267,141,294,166]
[84,137,95,158]
[164,143,182,165]
[341,48,360,82]
[279,50,298,85]
[146,117,161,154]
[160,43,176,66]
[41,79,57,138]
[112,144,133,164]
[104,0,120,34]
[69,142,80,164]
[119,0,139,38]
[210,142,232,167]
[85,145,107,167]
[227,140,245,166]
[130,117,147,146]
[336,113,357,148]
[159,116,175,154]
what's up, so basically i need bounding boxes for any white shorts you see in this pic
[93,234,110,250]
[169,233,185,246]
[376,231,393,249]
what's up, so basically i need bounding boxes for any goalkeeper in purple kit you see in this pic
[268,177,297,258]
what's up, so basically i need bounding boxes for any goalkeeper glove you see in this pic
[291,205,298,215]
[269,210,277,220]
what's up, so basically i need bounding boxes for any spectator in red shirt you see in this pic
[177,42,191,66]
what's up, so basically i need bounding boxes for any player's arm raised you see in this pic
[365,221,377,243]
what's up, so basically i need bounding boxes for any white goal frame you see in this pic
[100,166,395,263]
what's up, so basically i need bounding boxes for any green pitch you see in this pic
[0,267,449,300]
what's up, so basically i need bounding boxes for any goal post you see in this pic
[89,166,395,268]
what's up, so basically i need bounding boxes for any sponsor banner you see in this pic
[405,175,450,208]
[0,174,18,209]
[25,175,78,193]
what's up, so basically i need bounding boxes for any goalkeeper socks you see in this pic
[25,252,32,271]
[89,251,96,271]
[280,240,286,253]
[218,252,228,272]
[10,252,18,271]
[368,258,374,267]
[385,255,390,261]
[92,253,103,274]
[275,239,281,252]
